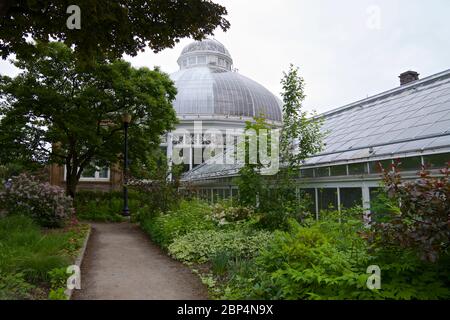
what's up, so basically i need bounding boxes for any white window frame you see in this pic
[64,165,111,182]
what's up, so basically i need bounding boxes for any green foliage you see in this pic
[139,198,449,300]
[0,214,69,289]
[369,187,401,222]
[140,199,215,248]
[210,251,232,276]
[0,215,87,294]
[223,218,370,300]
[210,200,255,225]
[74,191,126,222]
[47,267,69,300]
[235,65,325,230]
[0,0,229,63]
[0,41,178,197]
[48,288,68,300]
[235,116,272,207]
[48,267,68,291]
[168,228,273,264]
[130,177,182,220]
[223,216,450,300]
[0,272,35,300]
[0,163,45,183]
[280,64,325,168]
[368,249,450,300]
[256,181,313,231]
[0,174,74,227]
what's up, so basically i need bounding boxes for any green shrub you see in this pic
[74,191,126,222]
[210,200,255,225]
[47,267,69,300]
[48,287,68,300]
[130,178,181,216]
[140,199,215,248]
[0,174,74,227]
[168,228,273,264]
[223,217,450,300]
[0,272,35,300]
[48,267,68,290]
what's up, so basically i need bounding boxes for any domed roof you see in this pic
[180,38,231,58]
[171,39,282,122]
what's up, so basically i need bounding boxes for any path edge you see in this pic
[66,224,92,300]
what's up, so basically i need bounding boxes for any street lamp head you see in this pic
[122,113,132,124]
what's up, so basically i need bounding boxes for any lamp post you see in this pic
[122,113,132,217]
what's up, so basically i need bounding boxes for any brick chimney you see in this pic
[399,70,419,86]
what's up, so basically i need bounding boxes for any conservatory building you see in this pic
[161,39,283,173]
[180,64,450,215]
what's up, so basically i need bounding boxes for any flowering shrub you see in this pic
[0,174,74,227]
[210,201,255,225]
[168,228,273,264]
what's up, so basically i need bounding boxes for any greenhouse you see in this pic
[172,43,450,214]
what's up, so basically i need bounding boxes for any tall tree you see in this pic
[280,64,324,168]
[0,0,230,63]
[0,42,178,197]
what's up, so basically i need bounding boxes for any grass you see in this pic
[0,215,89,299]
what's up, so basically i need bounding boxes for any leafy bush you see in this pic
[168,227,273,264]
[0,174,74,227]
[210,200,255,225]
[223,217,450,300]
[140,199,215,248]
[48,288,68,300]
[74,191,125,222]
[0,272,35,300]
[371,166,450,262]
[47,267,69,300]
[130,178,181,216]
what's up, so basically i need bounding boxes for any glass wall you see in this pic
[316,167,330,177]
[340,188,362,209]
[395,156,422,172]
[330,165,347,176]
[348,162,368,175]
[318,188,338,211]
[300,168,314,178]
[423,152,450,169]
[368,159,392,174]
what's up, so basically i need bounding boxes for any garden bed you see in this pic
[0,216,90,300]
[139,196,450,300]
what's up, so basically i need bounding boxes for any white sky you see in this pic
[1,0,449,114]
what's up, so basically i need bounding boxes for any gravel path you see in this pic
[72,222,208,300]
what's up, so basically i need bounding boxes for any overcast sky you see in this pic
[1,0,449,113]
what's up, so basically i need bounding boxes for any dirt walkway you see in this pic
[72,222,208,300]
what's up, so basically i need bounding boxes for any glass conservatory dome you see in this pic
[170,39,282,122]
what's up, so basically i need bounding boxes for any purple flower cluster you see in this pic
[0,174,74,227]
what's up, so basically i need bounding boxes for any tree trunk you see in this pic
[66,171,79,199]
